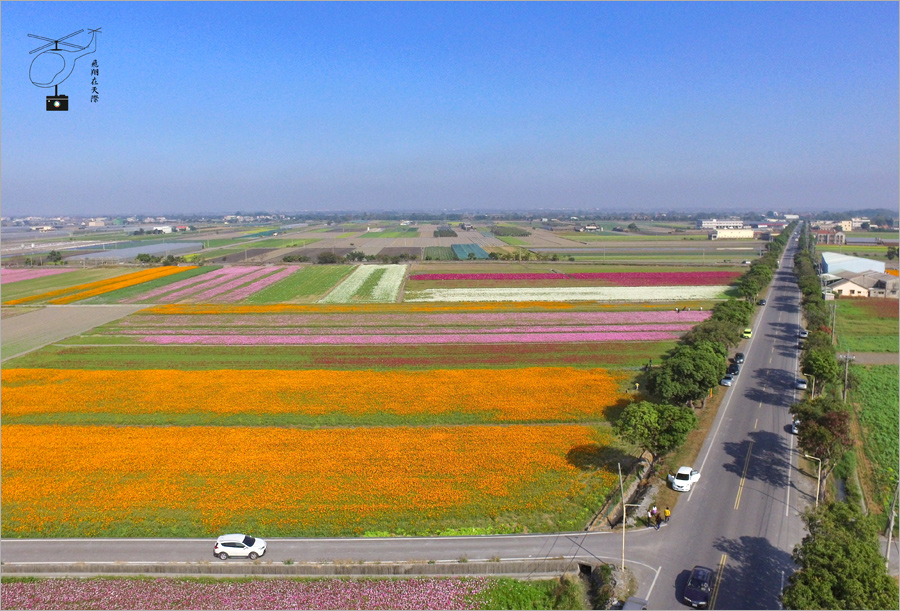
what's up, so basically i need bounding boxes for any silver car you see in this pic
[720,374,734,387]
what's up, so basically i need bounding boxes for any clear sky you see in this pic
[2,1,897,216]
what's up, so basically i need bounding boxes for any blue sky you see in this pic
[2,1,897,216]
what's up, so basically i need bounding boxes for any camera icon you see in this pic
[46,95,68,111]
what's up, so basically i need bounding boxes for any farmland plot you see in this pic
[319,265,406,303]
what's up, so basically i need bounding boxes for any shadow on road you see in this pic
[712,535,796,610]
[743,369,796,409]
[720,430,791,488]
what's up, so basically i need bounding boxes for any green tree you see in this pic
[650,342,725,406]
[802,347,841,392]
[682,319,742,349]
[317,252,340,264]
[47,250,63,263]
[781,501,898,610]
[614,401,698,465]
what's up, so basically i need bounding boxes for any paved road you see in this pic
[0,232,829,608]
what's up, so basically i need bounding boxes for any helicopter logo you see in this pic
[29,28,101,110]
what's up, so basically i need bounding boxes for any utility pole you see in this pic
[840,350,855,403]
[830,302,837,343]
[805,454,822,508]
[618,463,640,571]
[886,479,899,570]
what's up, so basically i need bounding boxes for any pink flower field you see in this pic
[0,576,491,610]
[126,266,292,304]
[0,267,78,284]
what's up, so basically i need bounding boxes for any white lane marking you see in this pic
[646,565,663,599]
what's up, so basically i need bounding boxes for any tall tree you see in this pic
[782,501,898,610]
[614,401,697,465]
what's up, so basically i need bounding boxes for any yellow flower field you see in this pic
[1,368,627,423]
[3,267,195,305]
[1,424,618,537]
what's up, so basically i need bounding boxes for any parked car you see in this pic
[621,596,649,610]
[214,534,267,560]
[734,352,745,364]
[742,328,752,339]
[683,565,714,608]
[758,298,767,306]
[720,374,734,387]
[727,363,741,376]
[798,329,809,338]
[791,419,800,435]
[668,466,701,492]
[796,379,808,390]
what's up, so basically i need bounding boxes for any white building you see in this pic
[153,226,174,233]
[710,228,755,240]
[698,219,744,230]
[820,252,885,275]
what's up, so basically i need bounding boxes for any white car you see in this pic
[668,466,701,492]
[791,419,800,435]
[796,379,808,390]
[214,534,266,560]
[720,374,734,387]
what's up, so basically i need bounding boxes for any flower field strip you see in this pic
[0,576,495,610]
[1,368,627,424]
[83,266,220,305]
[121,266,226,303]
[408,271,742,285]
[0,268,77,285]
[319,265,408,303]
[120,309,711,327]
[138,301,691,315]
[3,267,196,305]
[108,323,696,336]
[405,286,730,302]
[215,267,295,302]
[137,330,683,346]
[185,267,277,302]
[48,267,197,305]
[151,267,268,303]
[10,340,675,372]
[1,423,619,537]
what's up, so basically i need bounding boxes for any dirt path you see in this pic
[1,305,146,363]
[851,352,899,365]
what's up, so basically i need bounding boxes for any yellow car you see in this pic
[742,328,753,339]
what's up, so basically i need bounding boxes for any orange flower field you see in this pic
[1,368,627,424]
[1,424,619,537]
[3,266,195,305]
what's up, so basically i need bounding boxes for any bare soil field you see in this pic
[1,305,146,362]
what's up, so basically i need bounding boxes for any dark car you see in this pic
[727,363,741,376]
[758,298,767,306]
[734,353,745,364]
[683,565,713,608]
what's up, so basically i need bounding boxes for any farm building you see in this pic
[709,229,754,240]
[814,229,845,245]
[832,270,899,299]
[829,278,870,298]
[820,252,885,275]
[698,219,744,230]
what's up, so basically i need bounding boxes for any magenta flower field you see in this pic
[0,577,491,610]
[408,271,741,285]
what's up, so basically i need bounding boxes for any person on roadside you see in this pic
[664,507,671,523]
[655,513,663,530]
[651,505,657,517]
[647,509,653,528]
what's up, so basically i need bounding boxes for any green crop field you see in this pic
[367,227,420,238]
[497,236,529,246]
[834,299,899,353]
[241,238,319,249]
[244,265,354,303]
[851,364,899,513]
[424,246,457,260]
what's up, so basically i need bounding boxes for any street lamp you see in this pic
[804,373,816,398]
[805,454,822,508]
[618,462,641,571]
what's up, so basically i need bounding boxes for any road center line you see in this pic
[734,441,754,510]
[710,553,727,609]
